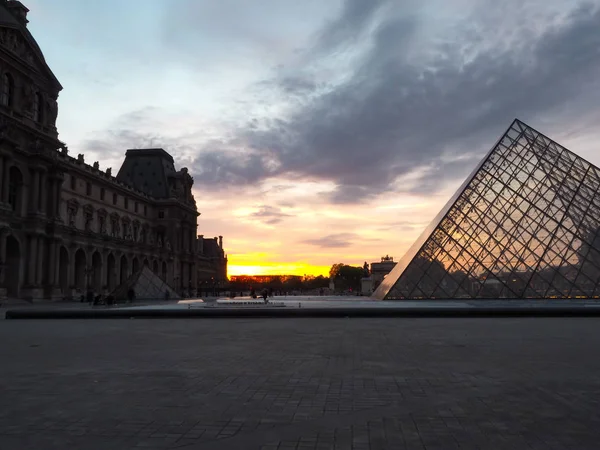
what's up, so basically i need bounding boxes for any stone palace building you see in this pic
[0,1,227,301]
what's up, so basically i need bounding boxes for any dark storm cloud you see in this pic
[277,75,320,96]
[190,2,600,202]
[249,205,292,225]
[312,0,390,54]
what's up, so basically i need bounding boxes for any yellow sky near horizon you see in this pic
[227,262,331,277]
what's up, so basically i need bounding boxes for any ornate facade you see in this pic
[0,1,227,301]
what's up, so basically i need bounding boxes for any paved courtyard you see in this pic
[1,318,600,449]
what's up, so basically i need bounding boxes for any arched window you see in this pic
[33,92,42,122]
[1,73,13,107]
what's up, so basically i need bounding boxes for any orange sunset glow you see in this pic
[227,262,330,277]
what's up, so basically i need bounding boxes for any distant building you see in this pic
[371,255,397,290]
[0,1,227,300]
[361,256,397,295]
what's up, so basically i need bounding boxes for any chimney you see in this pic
[198,235,204,254]
[6,1,29,26]
[218,235,223,248]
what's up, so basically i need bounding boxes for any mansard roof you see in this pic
[0,0,62,91]
[116,148,178,199]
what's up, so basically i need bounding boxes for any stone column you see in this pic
[66,246,75,288]
[53,242,61,288]
[1,156,9,203]
[46,177,55,217]
[179,262,184,289]
[115,253,122,286]
[55,177,63,217]
[29,168,39,214]
[100,250,107,290]
[0,232,6,285]
[47,239,57,286]
[36,236,45,285]
[38,170,47,214]
[191,262,197,294]
[27,234,37,285]
[0,156,4,204]
[86,249,93,291]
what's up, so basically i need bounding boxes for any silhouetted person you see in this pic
[86,290,94,305]
[127,288,135,303]
[164,289,170,301]
[262,289,268,304]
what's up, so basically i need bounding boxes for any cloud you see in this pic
[311,0,392,55]
[249,205,292,225]
[302,233,359,248]
[190,1,600,202]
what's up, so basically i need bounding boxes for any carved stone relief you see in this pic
[0,28,38,67]
[66,199,79,227]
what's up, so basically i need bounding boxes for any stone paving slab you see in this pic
[1,318,600,449]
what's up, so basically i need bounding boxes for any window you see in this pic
[7,167,22,212]
[100,188,105,201]
[135,202,138,213]
[112,193,117,205]
[86,182,92,196]
[158,211,165,219]
[124,198,129,209]
[70,175,76,190]
[33,92,42,122]
[1,73,13,107]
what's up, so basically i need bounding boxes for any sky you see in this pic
[25,0,600,276]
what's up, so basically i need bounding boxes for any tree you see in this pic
[329,263,365,292]
[303,275,329,290]
[329,263,344,279]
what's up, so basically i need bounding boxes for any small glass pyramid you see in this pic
[109,266,180,301]
[373,119,600,300]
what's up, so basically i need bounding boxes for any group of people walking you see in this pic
[248,287,273,304]
[80,288,136,306]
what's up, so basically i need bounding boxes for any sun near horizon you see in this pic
[227,262,331,277]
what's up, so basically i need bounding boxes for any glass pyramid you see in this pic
[109,266,180,301]
[373,119,600,300]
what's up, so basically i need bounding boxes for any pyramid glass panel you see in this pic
[374,119,600,300]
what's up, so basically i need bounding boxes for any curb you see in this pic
[6,306,600,319]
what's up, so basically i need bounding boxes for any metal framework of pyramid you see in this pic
[109,266,180,302]
[373,119,600,300]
